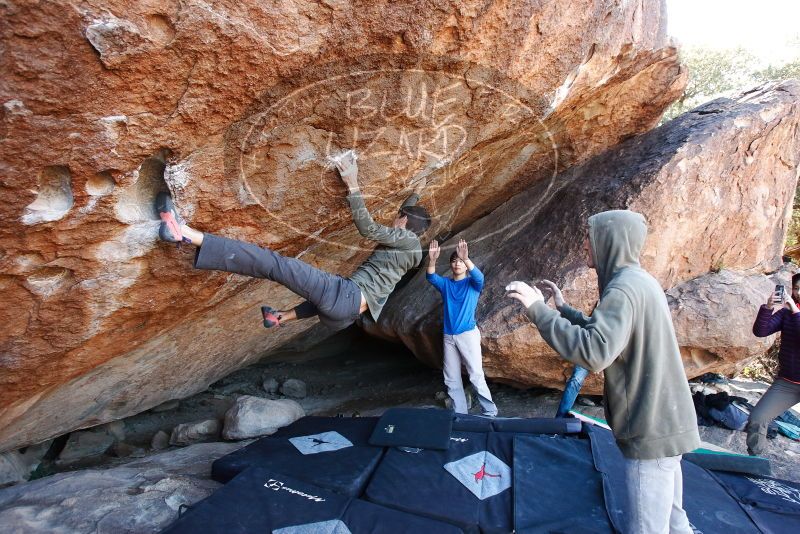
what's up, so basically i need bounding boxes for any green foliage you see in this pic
[660,45,800,253]
[660,45,800,123]
[785,180,800,249]
[755,58,800,83]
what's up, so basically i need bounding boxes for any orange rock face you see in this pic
[1,0,682,450]
[362,82,800,394]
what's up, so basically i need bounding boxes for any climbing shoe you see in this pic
[261,306,282,328]
[155,192,186,244]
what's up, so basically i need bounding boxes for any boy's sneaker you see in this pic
[261,306,282,328]
[155,192,185,243]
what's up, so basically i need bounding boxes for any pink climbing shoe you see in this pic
[155,192,187,244]
[261,306,282,328]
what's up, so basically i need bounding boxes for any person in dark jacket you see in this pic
[748,273,800,455]
[156,151,429,332]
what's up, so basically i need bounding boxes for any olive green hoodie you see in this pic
[526,210,699,459]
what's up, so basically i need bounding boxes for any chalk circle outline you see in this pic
[228,54,561,253]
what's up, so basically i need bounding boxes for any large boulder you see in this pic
[667,268,795,375]
[1,1,683,451]
[363,82,800,392]
[0,442,244,532]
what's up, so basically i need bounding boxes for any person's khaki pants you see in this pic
[443,327,498,416]
[624,455,693,534]
[746,377,800,455]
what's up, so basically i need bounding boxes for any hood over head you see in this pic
[588,210,648,292]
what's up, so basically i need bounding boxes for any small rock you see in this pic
[435,391,448,401]
[280,378,307,399]
[444,393,473,411]
[113,442,146,458]
[262,377,280,395]
[344,359,356,366]
[222,396,305,440]
[151,430,170,451]
[19,440,52,475]
[576,397,597,407]
[0,451,29,488]
[57,430,115,465]
[151,399,180,413]
[99,420,126,441]
[169,419,221,447]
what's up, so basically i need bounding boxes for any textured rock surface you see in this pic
[1,0,683,450]
[280,378,308,399]
[222,396,305,440]
[0,442,50,488]
[667,268,796,375]
[0,452,29,489]
[57,430,116,466]
[363,82,800,393]
[169,419,221,447]
[0,442,244,533]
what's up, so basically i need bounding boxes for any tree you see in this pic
[661,47,759,122]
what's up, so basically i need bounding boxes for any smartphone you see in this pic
[774,284,786,304]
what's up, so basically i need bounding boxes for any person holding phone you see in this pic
[747,274,800,455]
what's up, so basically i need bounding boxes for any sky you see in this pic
[667,0,800,64]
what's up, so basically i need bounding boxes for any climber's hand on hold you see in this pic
[335,150,359,193]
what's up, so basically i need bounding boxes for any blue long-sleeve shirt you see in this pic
[426,266,484,335]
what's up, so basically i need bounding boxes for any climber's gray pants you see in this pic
[194,233,361,331]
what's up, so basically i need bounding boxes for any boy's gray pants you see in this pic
[194,233,362,331]
[443,327,498,416]
[746,377,800,455]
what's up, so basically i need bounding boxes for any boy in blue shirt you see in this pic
[427,239,498,416]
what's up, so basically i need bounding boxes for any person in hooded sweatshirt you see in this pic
[506,210,700,534]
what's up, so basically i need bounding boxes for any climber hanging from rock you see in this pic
[155,150,430,332]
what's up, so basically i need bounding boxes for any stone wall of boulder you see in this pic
[363,82,800,393]
[0,0,684,451]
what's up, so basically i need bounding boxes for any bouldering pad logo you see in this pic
[263,478,327,502]
[288,431,354,455]
[226,54,560,254]
[443,451,512,499]
[472,463,501,483]
[746,476,800,505]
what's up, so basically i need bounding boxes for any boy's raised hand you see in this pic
[429,240,441,261]
[456,239,469,261]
